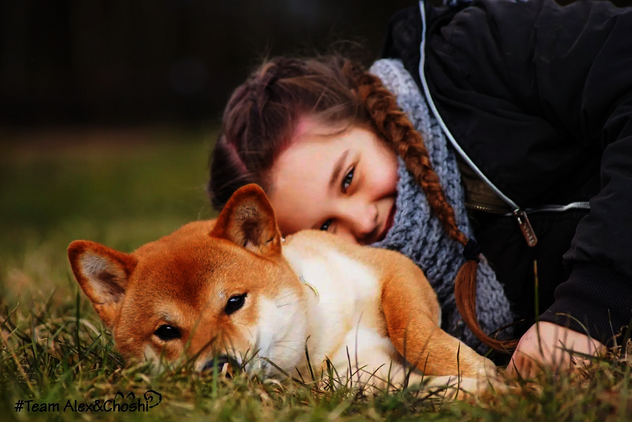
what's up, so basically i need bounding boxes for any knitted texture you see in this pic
[369,59,513,353]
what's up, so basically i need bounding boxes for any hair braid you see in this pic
[354,72,467,245]
[354,70,517,352]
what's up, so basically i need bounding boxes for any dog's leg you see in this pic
[380,264,497,383]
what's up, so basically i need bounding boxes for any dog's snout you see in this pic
[202,355,232,373]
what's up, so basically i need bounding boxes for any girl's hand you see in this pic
[507,321,606,379]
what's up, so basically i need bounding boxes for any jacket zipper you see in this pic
[465,204,538,247]
[465,203,509,214]
[467,202,589,248]
[466,202,591,216]
[417,1,589,248]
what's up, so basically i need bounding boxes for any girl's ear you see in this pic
[67,240,137,328]
[210,184,282,257]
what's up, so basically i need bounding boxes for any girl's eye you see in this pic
[320,219,332,231]
[342,167,354,192]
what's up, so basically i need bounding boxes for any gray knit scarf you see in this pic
[369,59,513,353]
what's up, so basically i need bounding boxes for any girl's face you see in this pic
[267,119,399,245]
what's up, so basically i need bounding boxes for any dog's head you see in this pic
[67,184,308,374]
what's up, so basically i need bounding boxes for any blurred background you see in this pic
[1,0,631,302]
[0,0,425,127]
[4,0,629,128]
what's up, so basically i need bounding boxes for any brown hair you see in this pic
[208,55,517,352]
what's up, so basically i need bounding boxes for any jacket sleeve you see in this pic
[429,0,632,344]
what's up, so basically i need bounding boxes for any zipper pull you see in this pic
[513,209,538,247]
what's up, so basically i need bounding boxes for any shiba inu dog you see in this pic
[68,184,497,396]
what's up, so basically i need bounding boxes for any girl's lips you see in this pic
[377,203,396,242]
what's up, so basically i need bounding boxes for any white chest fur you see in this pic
[282,244,402,382]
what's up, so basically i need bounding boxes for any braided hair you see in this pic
[208,55,517,352]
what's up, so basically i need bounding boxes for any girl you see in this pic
[208,0,632,377]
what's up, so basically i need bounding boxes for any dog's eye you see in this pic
[154,325,181,341]
[225,293,247,316]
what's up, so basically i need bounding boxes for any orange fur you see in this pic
[68,184,498,396]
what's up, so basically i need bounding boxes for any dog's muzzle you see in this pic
[201,355,239,376]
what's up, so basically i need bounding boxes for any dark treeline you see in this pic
[1,0,630,127]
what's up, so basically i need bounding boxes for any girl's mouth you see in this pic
[377,202,396,242]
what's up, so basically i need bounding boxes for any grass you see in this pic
[1,128,631,421]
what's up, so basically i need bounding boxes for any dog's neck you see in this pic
[281,241,380,373]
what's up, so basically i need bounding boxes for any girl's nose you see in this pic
[341,201,378,243]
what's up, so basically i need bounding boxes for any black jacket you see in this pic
[383,0,632,345]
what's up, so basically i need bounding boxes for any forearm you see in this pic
[540,262,632,346]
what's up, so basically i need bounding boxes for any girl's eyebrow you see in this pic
[329,150,349,190]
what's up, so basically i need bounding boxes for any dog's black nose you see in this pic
[202,355,231,373]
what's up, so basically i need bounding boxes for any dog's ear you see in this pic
[67,240,137,328]
[210,184,282,257]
